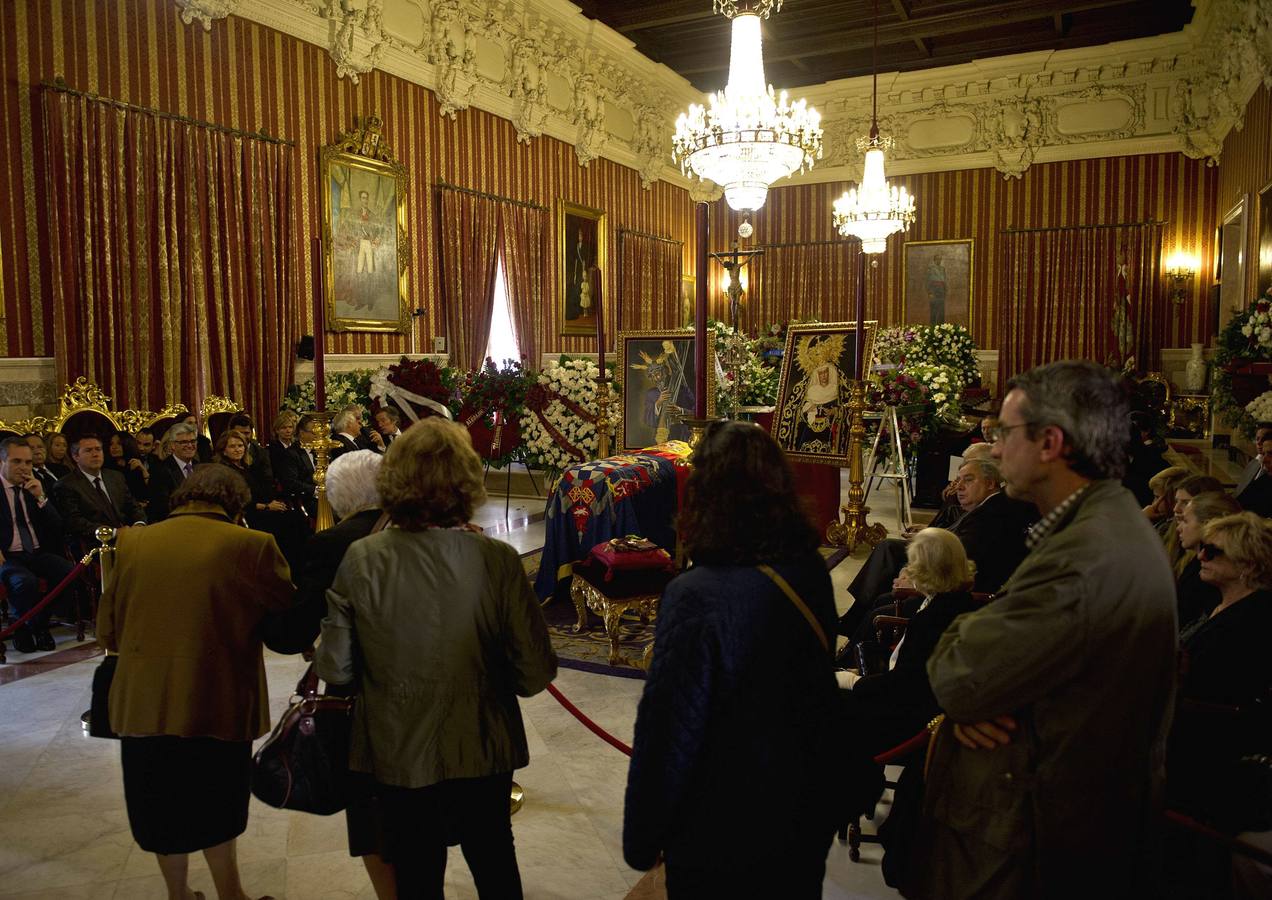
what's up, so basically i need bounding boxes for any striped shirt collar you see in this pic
[1026,483,1091,550]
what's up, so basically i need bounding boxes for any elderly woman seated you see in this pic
[1166,512,1272,890]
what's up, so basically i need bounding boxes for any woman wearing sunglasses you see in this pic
[1167,512,1272,846]
[1173,490,1242,627]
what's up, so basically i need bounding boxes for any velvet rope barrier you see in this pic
[0,555,97,641]
[546,682,633,757]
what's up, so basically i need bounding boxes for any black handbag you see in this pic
[88,653,119,739]
[251,663,353,815]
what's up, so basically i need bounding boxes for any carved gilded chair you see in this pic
[201,395,244,445]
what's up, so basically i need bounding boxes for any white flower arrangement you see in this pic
[1246,390,1272,423]
[519,357,604,473]
[1239,308,1272,352]
[282,369,378,414]
[904,362,965,424]
[871,324,979,388]
[708,320,780,414]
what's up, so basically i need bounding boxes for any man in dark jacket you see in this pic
[1235,435,1272,518]
[912,361,1177,899]
[52,434,146,547]
[146,423,201,522]
[0,437,73,653]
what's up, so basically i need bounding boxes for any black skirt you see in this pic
[121,735,251,855]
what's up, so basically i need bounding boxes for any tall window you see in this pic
[484,252,520,366]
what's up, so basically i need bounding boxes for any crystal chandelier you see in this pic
[672,1,823,213]
[832,0,915,253]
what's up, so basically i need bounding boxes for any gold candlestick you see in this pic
[826,380,888,550]
[680,416,722,451]
[301,410,342,533]
[594,377,613,460]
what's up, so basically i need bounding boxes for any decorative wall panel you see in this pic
[1218,85,1272,306]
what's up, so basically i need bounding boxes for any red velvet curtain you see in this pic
[749,242,862,333]
[439,189,500,371]
[618,231,684,331]
[497,202,546,369]
[41,88,296,421]
[999,223,1163,380]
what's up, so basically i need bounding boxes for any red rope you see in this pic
[873,727,931,765]
[546,682,633,757]
[0,559,93,640]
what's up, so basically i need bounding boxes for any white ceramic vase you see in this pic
[1183,343,1207,393]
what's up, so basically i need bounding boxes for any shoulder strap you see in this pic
[757,564,829,654]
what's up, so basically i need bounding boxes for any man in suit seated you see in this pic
[23,433,60,496]
[0,437,75,653]
[146,423,201,522]
[1236,434,1272,518]
[838,457,1037,641]
[330,407,384,460]
[1234,422,1272,496]
[373,406,403,446]
[52,434,146,549]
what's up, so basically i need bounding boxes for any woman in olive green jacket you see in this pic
[315,417,557,900]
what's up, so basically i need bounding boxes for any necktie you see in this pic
[94,477,121,525]
[12,486,35,552]
[183,462,194,479]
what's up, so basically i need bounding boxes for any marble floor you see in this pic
[0,474,919,899]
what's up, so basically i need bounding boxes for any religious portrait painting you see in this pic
[320,116,411,333]
[1257,179,1272,300]
[558,200,607,336]
[616,330,715,453]
[772,321,876,465]
[903,239,973,327]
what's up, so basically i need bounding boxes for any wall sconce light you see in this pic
[1164,251,1198,305]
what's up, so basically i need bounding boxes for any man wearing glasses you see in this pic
[911,361,1177,899]
[146,423,202,522]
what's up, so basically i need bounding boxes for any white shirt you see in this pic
[0,473,43,553]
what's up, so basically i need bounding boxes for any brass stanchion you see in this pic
[826,380,888,550]
[300,410,341,533]
[81,526,117,733]
[594,377,613,460]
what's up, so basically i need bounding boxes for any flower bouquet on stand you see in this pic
[1212,288,1272,439]
[368,357,463,425]
[457,358,533,468]
[520,357,619,479]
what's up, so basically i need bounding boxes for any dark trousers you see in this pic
[380,770,522,900]
[665,846,829,899]
[0,550,76,630]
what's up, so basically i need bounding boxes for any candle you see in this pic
[595,267,606,376]
[312,236,327,412]
[853,244,866,380]
[694,202,709,419]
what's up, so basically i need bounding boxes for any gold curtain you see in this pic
[618,231,684,331]
[439,190,500,371]
[41,88,296,419]
[750,242,861,332]
[497,202,547,369]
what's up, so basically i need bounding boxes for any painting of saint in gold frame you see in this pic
[903,238,973,327]
[616,330,716,452]
[772,321,877,465]
[321,115,411,333]
[558,200,606,336]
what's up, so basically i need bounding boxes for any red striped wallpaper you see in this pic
[1217,84,1272,302]
[711,153,1219,359]
[0,0,697,360]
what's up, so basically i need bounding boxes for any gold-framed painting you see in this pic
[903,238,973,327]
[1257,178,1272,299]
[679,275,696,327]
[771,321,877,465]
[558,200,606,336]
[320,114,411,333]
[615,329,716,452]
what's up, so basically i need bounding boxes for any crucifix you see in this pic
[708,241,763,332]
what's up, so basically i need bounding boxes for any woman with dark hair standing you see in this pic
[623,420,841,898]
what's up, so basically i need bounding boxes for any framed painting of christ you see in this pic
[558,200,607,336]
[903,239,973,327]
[321,115,411,333]
[616,329,716,453]
[771,321,877,466]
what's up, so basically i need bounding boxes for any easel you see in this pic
[862,404,920,531]
[480,410,542,520]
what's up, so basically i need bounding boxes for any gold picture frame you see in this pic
[615,329,717,453]
[320,114,411,333]
[558,199,607,336]
[771,321,878,466]
[902,238,973,327]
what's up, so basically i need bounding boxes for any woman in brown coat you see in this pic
[98,465,294,900]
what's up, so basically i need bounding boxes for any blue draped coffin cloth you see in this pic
[533,443,691,603]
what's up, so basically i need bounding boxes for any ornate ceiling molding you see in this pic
[178,0,1272,189]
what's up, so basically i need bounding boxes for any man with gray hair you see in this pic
[263,450,384,655]
[912,360,1177,898]
[146,422,201,522]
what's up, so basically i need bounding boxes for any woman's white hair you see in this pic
[326,450,382,519]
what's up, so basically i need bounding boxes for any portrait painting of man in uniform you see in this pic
[772,321,876,465]
[903,239,973,327]
[558,200,606,336]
